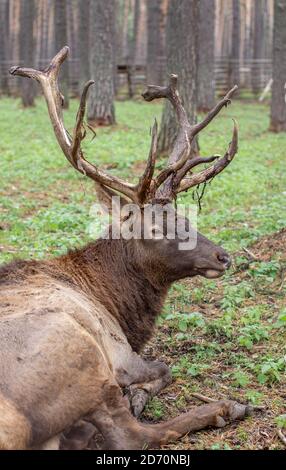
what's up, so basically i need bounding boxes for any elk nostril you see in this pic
[217,253,231,268]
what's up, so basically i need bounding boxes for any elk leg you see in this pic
[117,357,171,417]
[87,382,252,450]
[59,420,97,450]
[143,400,252,447]
[127,371,172,417]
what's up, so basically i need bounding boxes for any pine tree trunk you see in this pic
[78,0,90,93]
[0,0,10,95]
[197,0,215,112]
[47,0,55,59]
[252,0,264,95]
[19,0,36,107]
[88,0,116,126]
[229,0,240,88]
[55,0,69,108]
[41,0,50,61]
[158,0,198,155]
[270,0,286,132]
[121,0,131,61]
[146,0,167,85]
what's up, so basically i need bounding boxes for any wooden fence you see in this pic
[0,58,272,98]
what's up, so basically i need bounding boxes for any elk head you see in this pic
[10,47,238,283]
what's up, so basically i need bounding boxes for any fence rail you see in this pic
[0,58,272,98]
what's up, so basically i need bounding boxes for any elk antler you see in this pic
[10,47,139,202]
[10,47,238,206]
[142,74,238,199]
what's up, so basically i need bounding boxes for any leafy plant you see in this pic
[274,309,286,328]
[232,370,251,387]
[256,357,286,384]
[275,414,286,429]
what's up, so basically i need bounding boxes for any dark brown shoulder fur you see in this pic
[0,259,43,285]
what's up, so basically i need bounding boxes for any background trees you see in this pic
[55,0,69,108]
[229,0,240,88]
[270,0,286,132]
[146,0,167,85]
[158,0,198,154]
[19,0,36,107]
[87,0,116,126]
[252,0,265,96]
[0,0,10,95]
[0,0,285,133]
[78,0,90,93]
[197,0,216,112]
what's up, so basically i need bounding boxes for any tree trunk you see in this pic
[270,0,286,132]
[197,0,215,112]
[88,0,116,126]
[19,0,36,106]
[252,0,264,95]
[120,0,131,62]
[146,0,168,85]
[131,0,147,66]
[47,0,55,59]
[158,0,198,155]
[0,0,10,95]
[55,0,69,108]
[229,0,240,88]
[78,0,90,94]
[41,0,50,61]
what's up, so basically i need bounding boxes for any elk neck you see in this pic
[55,238,171,352]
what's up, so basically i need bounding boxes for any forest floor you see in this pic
[0,96,285,450]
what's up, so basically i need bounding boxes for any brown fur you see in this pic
[0,393,31,449]
[0,238,169,352]
[0,214,238,449]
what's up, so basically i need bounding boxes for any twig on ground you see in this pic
[191,393,216,403]
[277,429,286,447]
[242,247,259,261]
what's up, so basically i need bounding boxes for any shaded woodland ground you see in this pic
[0,95,285,449]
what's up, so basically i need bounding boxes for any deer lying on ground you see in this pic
[0,47,255,450]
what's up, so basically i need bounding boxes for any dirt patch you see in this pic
[249,228,286,262]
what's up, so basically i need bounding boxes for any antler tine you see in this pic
[142,74,192,198]
[136,118,158,203]
[71,79,95,169]
[10,47,138,203]
[177,120,238,194]
[142,77,239,199]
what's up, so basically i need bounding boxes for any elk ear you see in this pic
[94,182,129,214]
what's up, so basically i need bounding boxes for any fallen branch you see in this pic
[191,393,216,403]
[277,429,286,447]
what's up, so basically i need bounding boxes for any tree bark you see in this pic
[41,0,50,61]
[88,0,116,126]
[146,0,168,85]
[229,0,240,88]
[270,0,286,132]
[19,0,36,106]
[197,0,215,112]
[78,0,90,93]
[120,0,131,62]
[55,0,69,108]
[158,0,198,155]
[252,0,264,95]
[0,0,10,95]
[131,0,147,66]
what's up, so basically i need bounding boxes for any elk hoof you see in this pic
[128,388,149,417]
[228,401,250,420]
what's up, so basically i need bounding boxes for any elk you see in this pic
[0,47,255,450]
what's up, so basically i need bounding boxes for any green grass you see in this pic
[1,97,285,263]
[0,96,286,449]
